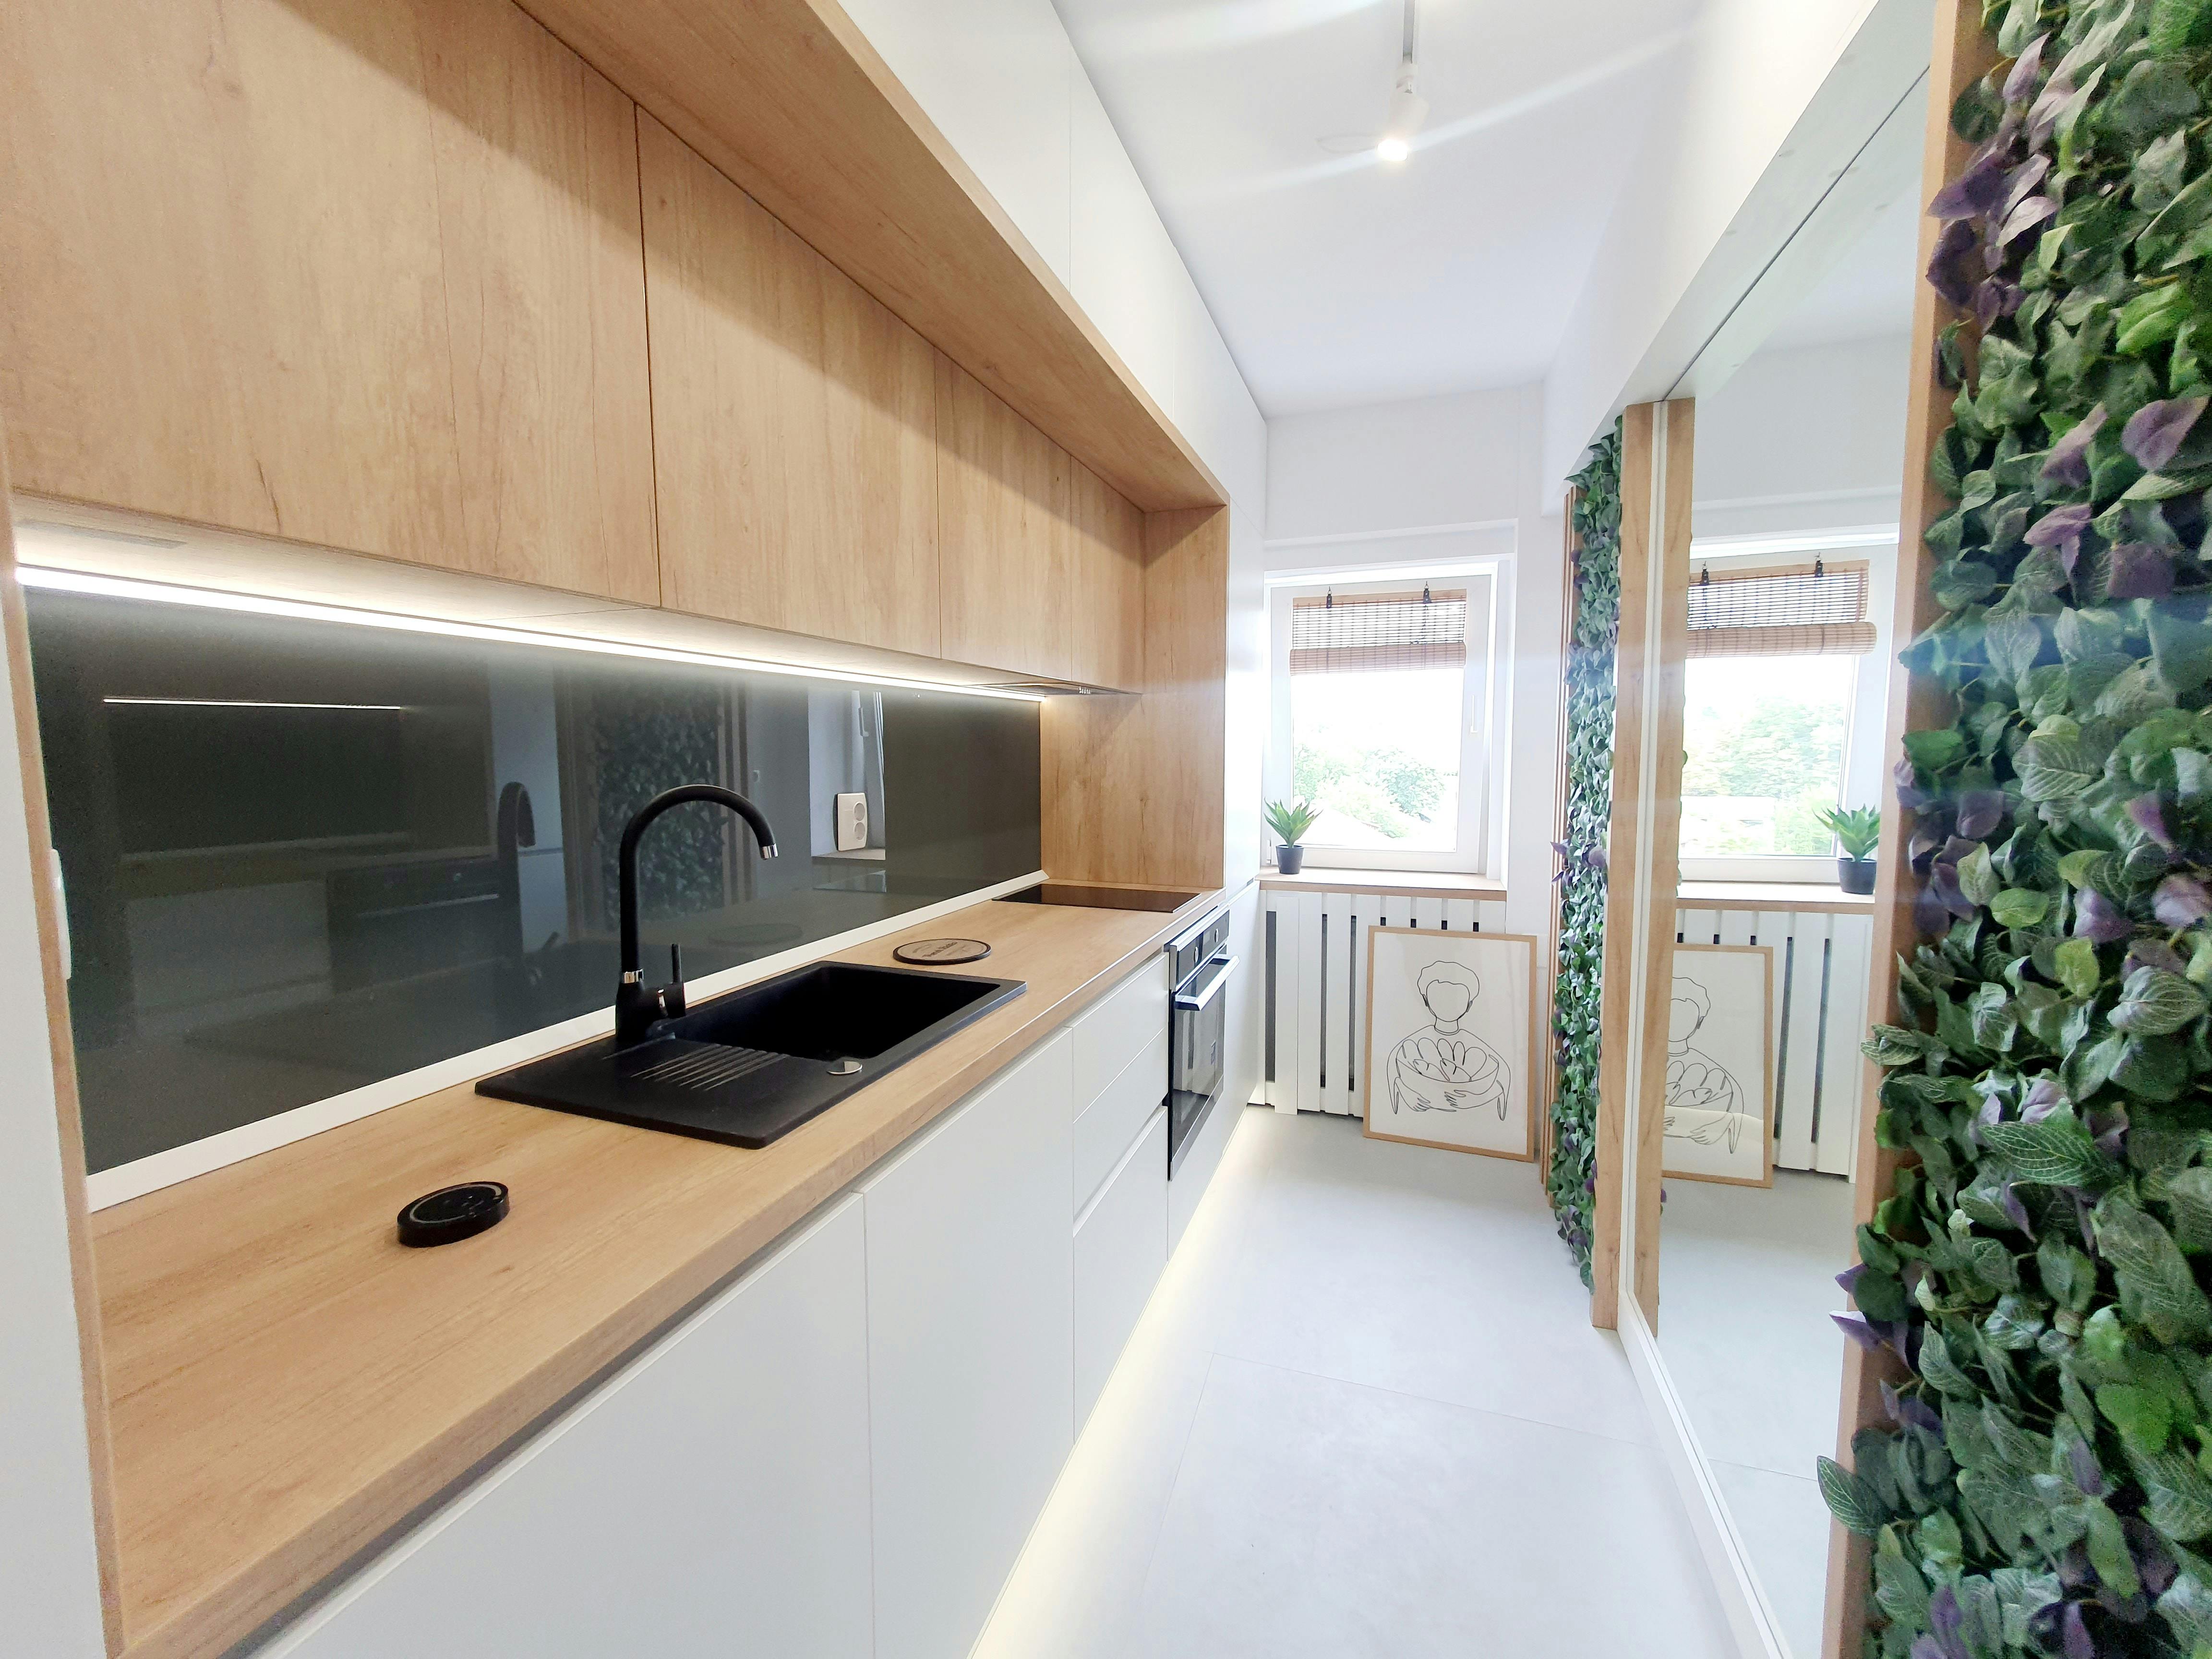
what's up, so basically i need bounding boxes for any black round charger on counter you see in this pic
[397,1181,510,1248]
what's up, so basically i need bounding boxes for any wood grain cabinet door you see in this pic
[639,115,941,658]
[936,356,1076,682]
[0,0,658,603]
[1068,458,1145,691]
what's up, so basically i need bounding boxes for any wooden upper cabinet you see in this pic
[0,0,658,603]
[936,359,1073,684]
[639,116,940,657]
[1068,462,1145,693]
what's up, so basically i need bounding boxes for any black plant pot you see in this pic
[1276,844,1306,875]
[1837,856,1877,896]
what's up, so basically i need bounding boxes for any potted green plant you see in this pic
[1816,805,1880,895]
[1264,798,1320,875]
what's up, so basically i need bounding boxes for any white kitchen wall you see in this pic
[0,608,109,1658]
[1264,385,1565,940]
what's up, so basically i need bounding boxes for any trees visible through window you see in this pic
[1679,654,1853,857]
[1291,666,1461,850]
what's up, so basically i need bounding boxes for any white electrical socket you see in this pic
[834,792,868,852]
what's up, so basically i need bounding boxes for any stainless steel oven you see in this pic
[1166,906,1235,1178]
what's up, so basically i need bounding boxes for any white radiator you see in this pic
[1674,905,1869,1177]
[1259,888,1868,1177]
[1259,888,1511,1120]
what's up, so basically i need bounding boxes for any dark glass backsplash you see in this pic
[27,590,1041,1173]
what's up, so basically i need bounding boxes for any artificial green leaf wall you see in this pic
[1829,2,2212,1654]
[1549,423,1623,1282]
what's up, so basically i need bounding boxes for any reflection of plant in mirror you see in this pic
[1262,797,1320,846]
[1547,423,1622,1285]
[1815,804,1881,860]
[1828,6,2212,1656]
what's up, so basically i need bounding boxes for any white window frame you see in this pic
[1676,539,1896,884]
[1263,566,1500,876]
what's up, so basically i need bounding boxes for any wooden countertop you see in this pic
[91,894,1210,1659]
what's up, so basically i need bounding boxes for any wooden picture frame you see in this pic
[1360,926,1538,1162]
[1660,942,1774,1189]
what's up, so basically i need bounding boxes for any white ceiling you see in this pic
[1055,0,1705,415]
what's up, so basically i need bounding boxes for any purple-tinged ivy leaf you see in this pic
[1916,880,1953,938]
[1836,1262,1866,1298]
[1896,1392,1941,1433]
[1975,277,2024,329]
[2043,404,2109,486]
[2127,938,2189,976]
[2061,1600,2094,1659]
[1928,219,1981,308]
[2128,793,2177,848]
[2024,1079,2063,1122]
[1587,845,1607,872]
[1896,756,1936,813]
[1930,1587,1970,1659]
[2108,543,2177,600]
[1998,193,2059,247]
[1956,788,2008,840]
[2060,1543,2095,1591]
[1910,1639,1947,1659]
[2075,889,2132,942]
[2030,68,2076,149]
[2090,1106,2129,1162]
[1938,836,1979,867]
[2123,397,2209,471]
[1930,861,1979,921]
[1931,147,2010,222]
[2128,1517,2178,1596]
[2002,1182,2037,1237]
[1832,1311,1884,1351]
[2027,502,2097,546]
[2071,1436,2112,1498]
[2007,35,2049,101]
[2154,874,2212,928]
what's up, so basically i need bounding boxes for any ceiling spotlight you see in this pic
[1376,3,1427,163]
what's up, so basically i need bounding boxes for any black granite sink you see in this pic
[477,961,1024,1149]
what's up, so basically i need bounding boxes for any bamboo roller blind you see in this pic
[1289,588,1467,674]
[1687,560,1874,658]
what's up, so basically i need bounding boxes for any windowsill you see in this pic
[1677,879,1873,911]
[1258,865,1506,899]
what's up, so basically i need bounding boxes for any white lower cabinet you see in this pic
[1073,1106,1168,1428]
[263,1198,875,1659]
[859,1033,1075,1659]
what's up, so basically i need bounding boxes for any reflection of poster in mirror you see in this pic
[1362,927,1535,1161]
[1663,944,1773,1187]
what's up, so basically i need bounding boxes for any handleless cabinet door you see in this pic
[639,115,942,657]
[860,1032,1075,1659]
[261,1197,874,1659]
[0,0,657,602]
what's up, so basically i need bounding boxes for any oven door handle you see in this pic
[1173,955,1238,1013]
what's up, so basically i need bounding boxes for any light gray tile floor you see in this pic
[976,1106,1734,1659]
[1659,1168,1859,1659]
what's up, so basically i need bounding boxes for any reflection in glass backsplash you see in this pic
[26,589,1042,1173]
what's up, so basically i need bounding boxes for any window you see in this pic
[1266,571,1495,873]
[1677,555,1882,881]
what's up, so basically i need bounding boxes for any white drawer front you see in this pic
[1070,953,1170,1114]
[1071,1027,1166,1216]
[1073,1107,1168,1430]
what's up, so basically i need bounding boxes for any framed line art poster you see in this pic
[1361,927,1537,1161]
[1662,943,1774,1188]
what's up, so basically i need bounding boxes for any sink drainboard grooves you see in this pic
[633,1044,786,1091]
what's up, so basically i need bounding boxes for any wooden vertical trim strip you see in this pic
[0,435,123,1646]
[1631,399,1695,1327]
[1821,3,1990,1656]
[1590,406,1657,1331]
